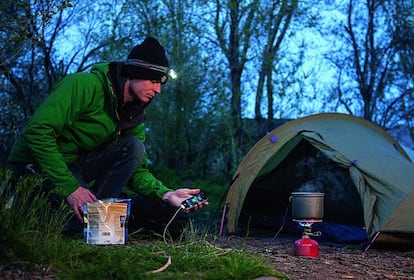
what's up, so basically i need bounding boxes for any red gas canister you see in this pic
[294,236,319,258]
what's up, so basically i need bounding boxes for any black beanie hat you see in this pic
[122,37,169,83]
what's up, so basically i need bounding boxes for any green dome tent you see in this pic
[225,113,414,245]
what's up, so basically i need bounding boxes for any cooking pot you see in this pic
[291,192,324,221]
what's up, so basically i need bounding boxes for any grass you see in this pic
[49,240,281,279]
[0,168,286,279]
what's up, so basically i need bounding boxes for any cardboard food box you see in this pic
[83,198,131,245]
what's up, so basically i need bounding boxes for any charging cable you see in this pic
[163,205,186,245]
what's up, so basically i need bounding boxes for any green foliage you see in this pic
[150,165,185,187]
[0,169,71,264]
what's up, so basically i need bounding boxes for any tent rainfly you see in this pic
[225,113,414,244]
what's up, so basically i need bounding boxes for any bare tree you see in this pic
[0,0,74,165]
[0,0,72,116]
[329,0,414,130]
[212,0,260,169]
[214,0,258,121]
[254,0,298,120]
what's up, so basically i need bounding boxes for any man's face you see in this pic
[124,79,162,104]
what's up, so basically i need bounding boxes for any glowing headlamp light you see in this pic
[168,68,178,80]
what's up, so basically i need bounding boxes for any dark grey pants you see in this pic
[68,135,145,199]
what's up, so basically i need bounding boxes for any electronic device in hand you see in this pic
[181,192,207,210]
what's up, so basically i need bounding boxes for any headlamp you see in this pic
[125,59,177,84]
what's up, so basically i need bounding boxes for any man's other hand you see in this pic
[66,186,97,221]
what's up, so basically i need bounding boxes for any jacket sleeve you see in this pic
[124,124,172,200]
[23,73,99,198]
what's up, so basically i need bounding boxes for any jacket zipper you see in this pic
[109,84,122,140]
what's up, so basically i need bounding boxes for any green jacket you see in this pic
[8,63,172,199]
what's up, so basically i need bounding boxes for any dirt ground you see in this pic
[215,236,414,280]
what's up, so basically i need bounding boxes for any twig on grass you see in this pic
[147,256,172,274]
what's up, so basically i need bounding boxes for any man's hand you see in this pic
[66,186,97,222]
[161,188,208,212]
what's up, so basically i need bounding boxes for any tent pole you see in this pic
[219,204,228,238]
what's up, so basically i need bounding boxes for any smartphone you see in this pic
[181,192,208,210]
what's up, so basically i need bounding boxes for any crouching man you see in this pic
[7,37,207,238]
